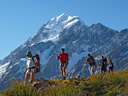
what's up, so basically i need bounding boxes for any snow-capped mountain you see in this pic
[0,13,128,91]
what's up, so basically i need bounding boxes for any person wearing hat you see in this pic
[24,51,38,83]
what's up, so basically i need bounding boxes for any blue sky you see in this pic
[0,0,128,59]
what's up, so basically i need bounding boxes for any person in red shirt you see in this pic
[57,48,68,80]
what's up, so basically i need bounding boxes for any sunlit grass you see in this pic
[1,81,43,96]
[0,71,128,96]
[80,71,128,96]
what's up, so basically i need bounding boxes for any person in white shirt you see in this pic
[24,51,38,83]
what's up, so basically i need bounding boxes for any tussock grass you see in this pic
[45,84,80,96]
[80,71,128,96]
[0,82,42,96]
[0,71,128,96]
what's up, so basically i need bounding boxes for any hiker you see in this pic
[57,48,69,80]
[99,56,108,74]
[104,57,108,67]
[108,59,114,73]
[24,51,39,83]
[84,54,97,76]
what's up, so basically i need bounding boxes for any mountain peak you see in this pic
[46,13,79,27]
[56,12,70,19]
[55,13,78,23]
[26,13,84,45]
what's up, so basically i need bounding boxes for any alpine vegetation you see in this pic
[1,71,128,96]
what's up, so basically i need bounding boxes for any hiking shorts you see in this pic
[26,68,35,75]
[60,63,66,69]
[101,67,107,72]
[109,67,113,71]
[89,66,94,75]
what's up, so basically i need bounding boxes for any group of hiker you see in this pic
[24,48,114,82]
[99,56,114,74]
[84,54,114,76]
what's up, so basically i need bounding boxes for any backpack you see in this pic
[101,59,105,67]
[88,56,95,66]
[109,62,114,68]
[32,54,40,73]
[103,58,108,67]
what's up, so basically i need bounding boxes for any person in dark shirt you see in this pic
[84,54,97,76]
[108,59,114,73]
[99,56,108,75]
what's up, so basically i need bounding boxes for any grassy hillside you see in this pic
[0,71,128,96]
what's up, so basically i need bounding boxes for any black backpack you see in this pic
[32,54,40,73]
[88,56,95,66]
[101,58,107,67]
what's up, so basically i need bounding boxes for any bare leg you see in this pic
[62,68,66,80]
[109,69,112,73]
[90,69,93,76]
[92,69,94,76]
[61,68,64,77]
[90,71,92,76]
[101,70,103,74]
[103,69,107,76]
[104,72,106,76]
[31,72,36,82]
[25,73,30,83]
[63,68,66,77]
[61,67,66,80]
[89,67,92,76]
